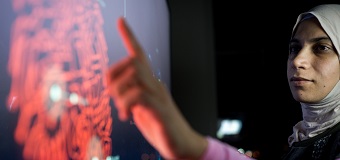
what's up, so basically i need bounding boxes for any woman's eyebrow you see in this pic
[289,36,331,44]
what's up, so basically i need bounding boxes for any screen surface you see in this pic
[0,0,170,159]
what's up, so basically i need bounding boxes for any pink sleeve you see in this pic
[200,136,256,160]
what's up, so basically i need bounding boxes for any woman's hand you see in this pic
[106,17,207,160]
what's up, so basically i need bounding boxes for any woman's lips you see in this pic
[290,77,313,86]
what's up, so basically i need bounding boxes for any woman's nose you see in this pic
[291,48,312,69]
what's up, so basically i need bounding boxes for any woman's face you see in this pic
[287,17,340,103]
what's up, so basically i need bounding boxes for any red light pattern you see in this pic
[6,0,112,159]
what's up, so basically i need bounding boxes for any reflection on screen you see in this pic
[1,0,170,159]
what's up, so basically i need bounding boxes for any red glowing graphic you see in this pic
[6,0,112,159]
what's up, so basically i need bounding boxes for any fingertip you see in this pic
[119,112,129,121]
[116,16,138,58]
[117,16,126,31]
[105,70,111,86]
[105,66,112,86]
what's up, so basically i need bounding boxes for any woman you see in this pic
[106,4,340,160]
[282,4,340,160]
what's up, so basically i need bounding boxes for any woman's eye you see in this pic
[289,45,301,55]
[314,45,331,52]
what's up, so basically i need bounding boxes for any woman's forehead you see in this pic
[294,18,324,37]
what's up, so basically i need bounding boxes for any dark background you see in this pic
[212,1,337,113]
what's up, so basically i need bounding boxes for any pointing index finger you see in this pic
[117,17,144,59]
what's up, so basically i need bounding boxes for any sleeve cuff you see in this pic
[200,136,255,160]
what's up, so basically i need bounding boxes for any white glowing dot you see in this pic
[107,155,120,160]
[217,119,242,138]
[69,93,79,105]
[238,148,245,154]
[91,157,99,160]
[50,84,62,102]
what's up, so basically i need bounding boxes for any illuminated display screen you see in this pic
[0,0,170,159]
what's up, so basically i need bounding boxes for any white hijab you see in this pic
[288,4,340,146]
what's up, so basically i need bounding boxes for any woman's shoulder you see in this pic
[282,122,340,160]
